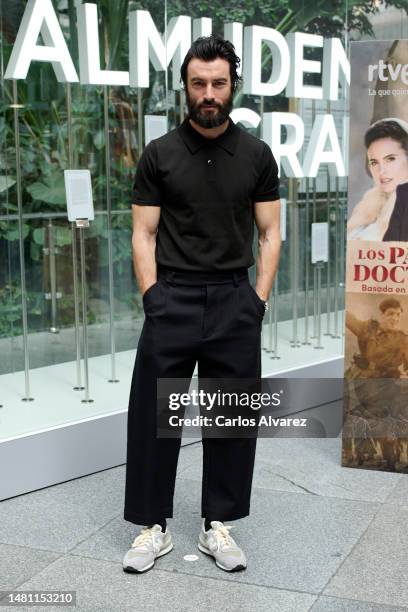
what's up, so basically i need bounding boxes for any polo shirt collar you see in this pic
[178,116,240,155]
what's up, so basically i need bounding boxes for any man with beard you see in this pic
[123,36,281,574]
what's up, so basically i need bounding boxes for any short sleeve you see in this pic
[252,143,280,203]
[131,140,161,206]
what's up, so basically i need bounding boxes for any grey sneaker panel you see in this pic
[198,520,247,571]
[123,525,173,572]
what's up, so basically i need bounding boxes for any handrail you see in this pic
[0,196,349,223]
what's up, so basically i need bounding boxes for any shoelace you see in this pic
[212,525,236,549]
[131,526,157,549]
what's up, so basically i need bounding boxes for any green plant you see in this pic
[0,0,406,343]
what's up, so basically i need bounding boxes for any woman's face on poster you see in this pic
[367,137,408,194]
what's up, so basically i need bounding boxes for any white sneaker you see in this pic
[198,520,247,571]
[123,524,173,573]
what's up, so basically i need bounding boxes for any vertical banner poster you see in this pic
[343,40,408,472]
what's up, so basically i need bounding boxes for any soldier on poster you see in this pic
[343,296,408,470]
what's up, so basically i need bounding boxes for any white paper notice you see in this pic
[64,169,94,222]
[311,222,328,263]
[280,198,287,241]
[144,115,168,146]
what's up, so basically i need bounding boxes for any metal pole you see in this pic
[290,180,301,347]
[288,98,300,347]
[265,289,273,353]
[325,170,332,336]
[315,262,324,349]
[12,80,33,401]
[261,288,267,351]
[325,101,332,336]
[311,100,318,340]
[48,219,59,333]
[103,85,119,383]
[312,265,317,338]
[294,191,300,346]
[137,88,143,149]
[71,224,83,390]
[303,177,311,345]
[66,83,84,391]
[180,90,185,123]
[263,286,273,354]
[333,176,341,338]
[340,193,346,346]
[290,195,295,343]
[260,94,266,351]
[271,273,281,360]
[78,223,93,403]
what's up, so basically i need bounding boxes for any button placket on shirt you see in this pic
[206,152,216,182]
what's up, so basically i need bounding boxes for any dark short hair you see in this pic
[364,120,408,176]
[365,120,408,154]
[180,35,243,93]
[379,297,402,313]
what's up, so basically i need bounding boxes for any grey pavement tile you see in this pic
[178,440,304,494]
[116,441,201,477]
[177,441,202,474]
[324,504,408,608]
[178,438,402,502]
[1,555,317,612]
[0,543,60,591]
[251,439,401,502]
[0,443,201,554]
[384,475,408,506]
[311,595,408,611]
[0,468,125,552]
[73,478,378,594]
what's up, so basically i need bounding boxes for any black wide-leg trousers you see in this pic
[123,268,264,526]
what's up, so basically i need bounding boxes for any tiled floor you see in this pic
[1,437,407,611]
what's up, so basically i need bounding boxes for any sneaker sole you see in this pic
[123,542,174,574]
[197,542,246,572]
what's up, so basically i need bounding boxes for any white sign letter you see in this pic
[77,3,129,85]
[224,22,243,76]
[303,114,346,177]
[230,108,261,128]
[262,112,304,178]
[193,18,212,40]
[4,0,78,82]
[129,10,191,90]
[322,38,350,100]
[285,32,323,100]
[243,26,290,96]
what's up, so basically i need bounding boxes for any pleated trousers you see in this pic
[123,267,264,525]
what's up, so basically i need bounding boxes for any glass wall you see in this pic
[0,0,407,438]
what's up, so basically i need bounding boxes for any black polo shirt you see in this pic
[132,117,280,272]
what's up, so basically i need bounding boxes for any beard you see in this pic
[186,90,233,128]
